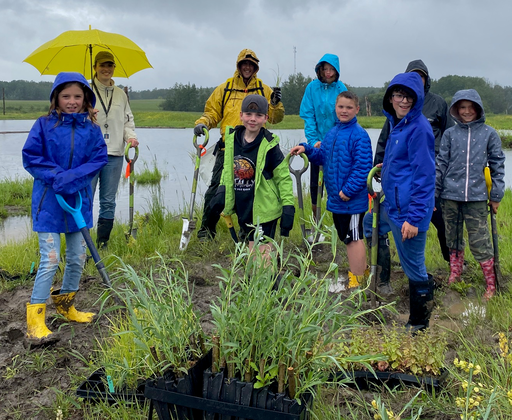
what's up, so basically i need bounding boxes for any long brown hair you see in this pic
[48,82,97,123]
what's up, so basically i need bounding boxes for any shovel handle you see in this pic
[287,153,309,177]
[124,144,139,164]
[55,193,85,229]
[193,128,210,152]
[56,193,114,290]
[367,166,382,196]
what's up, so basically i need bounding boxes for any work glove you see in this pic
[209,185,226,217]
[270,87,282,106]
[194,124,208,137]
[280,205,295,237]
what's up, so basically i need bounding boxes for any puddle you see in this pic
[0,215,33,244]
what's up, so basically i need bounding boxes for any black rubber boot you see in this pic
[405,275,434,334]
[96,218,114,249]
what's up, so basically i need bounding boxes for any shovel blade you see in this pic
[179,218,195,250]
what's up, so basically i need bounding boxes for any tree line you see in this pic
[3,75,512,116]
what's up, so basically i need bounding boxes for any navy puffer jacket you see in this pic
[302,117,373,214]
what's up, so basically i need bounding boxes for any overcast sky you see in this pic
[2,0,511,92]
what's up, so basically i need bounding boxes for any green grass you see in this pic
[0,177,32,219]
[2,187,512,418]
[4,100,512,132]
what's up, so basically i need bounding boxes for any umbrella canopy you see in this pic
[23,27,152,80]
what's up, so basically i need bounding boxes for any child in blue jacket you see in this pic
[299,54,347,235]
[22,72,108,341]
[379,72,436,332]
[291,91,372,290]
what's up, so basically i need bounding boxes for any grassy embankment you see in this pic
[3,99,512,144]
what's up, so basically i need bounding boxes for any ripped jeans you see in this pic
[30,232,87,304]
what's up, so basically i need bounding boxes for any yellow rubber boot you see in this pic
[51,290,95,323]
[26,303,53,339]
[348,270,368,289]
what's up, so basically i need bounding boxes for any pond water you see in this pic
[1,120,511,244]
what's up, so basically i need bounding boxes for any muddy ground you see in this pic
[0,245,498,420]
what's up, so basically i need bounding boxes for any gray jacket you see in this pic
[435,89,505,202]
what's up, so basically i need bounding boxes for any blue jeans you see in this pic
[381,206,428,283]
[91,155,124,220]
[31,232,87,304]
[363,207,391,238]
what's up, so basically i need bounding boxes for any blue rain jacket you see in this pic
[23,72,107,233]
[300,54,347,147]
[301,117,373,214]
[381,72,435,232]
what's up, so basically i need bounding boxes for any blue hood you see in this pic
[449,89,485,123]
[314,54,340,83]
[49,72,96,108]
[383,72,425,122]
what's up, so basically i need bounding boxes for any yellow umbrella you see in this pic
[23,26,152,80]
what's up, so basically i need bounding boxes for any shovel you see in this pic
[367,166,383,308]
[124,143,139,241]
[312,165,324,243]
[288,153,309,239]
[484,167,503,290]
[180,128,209,250]
[55,193,113,290]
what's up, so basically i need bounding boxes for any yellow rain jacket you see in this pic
[195,49,285,140]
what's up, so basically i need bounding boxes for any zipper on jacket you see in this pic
[35,188,48,221]
[464,127,471,201]
[395,186,401,214]
[68,125,75,169]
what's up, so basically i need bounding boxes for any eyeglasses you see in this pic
[99,62,115,68]
[392,93,413,103]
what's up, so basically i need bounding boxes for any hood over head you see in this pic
[314,54,340,83]
[405,59,431,93]
[449,89,484,122]
[50,72,96,108]
[383,72,425,120]
[236,49,260,73]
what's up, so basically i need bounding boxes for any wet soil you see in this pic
[0,245,500,419]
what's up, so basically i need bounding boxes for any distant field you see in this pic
[2,100,512,131]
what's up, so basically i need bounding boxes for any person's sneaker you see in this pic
[328,276,346,293]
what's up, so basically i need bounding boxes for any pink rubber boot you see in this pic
[480,258,496,300]
[448,249,464,285]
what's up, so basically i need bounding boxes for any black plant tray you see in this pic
[334,368,449,392]
[145,378,313,420]
[76,368,146,404]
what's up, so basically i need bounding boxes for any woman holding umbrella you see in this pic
[91,51,139,248]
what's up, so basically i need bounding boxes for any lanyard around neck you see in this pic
[93,81,114,120]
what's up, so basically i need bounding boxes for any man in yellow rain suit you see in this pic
[194,49,285,241]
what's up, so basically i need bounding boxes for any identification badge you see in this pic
[104,133,110,140]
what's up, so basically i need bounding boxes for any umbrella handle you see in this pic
[124,143,139,164]
[55,193,85,229]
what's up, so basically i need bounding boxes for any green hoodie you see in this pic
[220,126,294,224]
